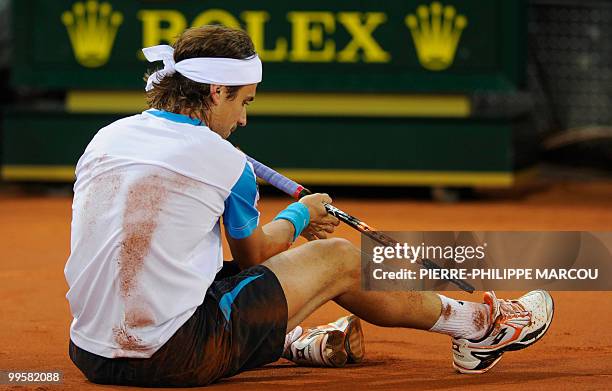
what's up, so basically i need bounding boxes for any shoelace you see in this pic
[496,299,531,326]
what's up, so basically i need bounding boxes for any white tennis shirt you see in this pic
[65,109,260,358]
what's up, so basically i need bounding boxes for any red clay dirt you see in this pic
[1,181,611,390]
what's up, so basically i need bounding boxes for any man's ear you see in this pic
[210,84,222,105]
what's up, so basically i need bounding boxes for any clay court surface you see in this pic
[1,181,611,390]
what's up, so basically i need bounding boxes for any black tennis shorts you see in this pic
[69,263,288,387]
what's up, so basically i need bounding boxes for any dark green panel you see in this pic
[11,0,526,92]
[2,111,122,165]
[231,117,514,171]
[2,109,515,172]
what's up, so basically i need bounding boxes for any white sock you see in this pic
[429,294,491,340]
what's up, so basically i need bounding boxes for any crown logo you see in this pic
[405,2,467,71]
[61,1,123,68]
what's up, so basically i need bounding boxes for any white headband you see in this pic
[142,45,262,91]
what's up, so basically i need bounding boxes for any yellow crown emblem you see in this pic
[405,2,467,71]
[61,0,123,68]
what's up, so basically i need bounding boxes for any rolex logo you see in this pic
[405,2,467,71]
[61,0,123,68]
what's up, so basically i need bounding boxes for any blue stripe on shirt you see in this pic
[146,109,203,126]
[223,162,259,239]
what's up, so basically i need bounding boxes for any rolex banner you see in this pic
[361,232,612,291]
[11,0,525,92]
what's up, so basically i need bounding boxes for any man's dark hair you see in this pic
[145,25,256,122]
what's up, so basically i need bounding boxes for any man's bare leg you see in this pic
[263,238,442,332]
[266,237,554,375]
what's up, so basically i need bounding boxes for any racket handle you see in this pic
[247,156,309,199]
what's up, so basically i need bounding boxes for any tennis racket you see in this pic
[246,156,475,293]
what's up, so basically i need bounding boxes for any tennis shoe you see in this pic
[325,314,365,363]
[283,326,303,353]
[452,290,554,374]
[282,315,365,367]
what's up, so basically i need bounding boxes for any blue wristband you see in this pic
[273,202,310,242]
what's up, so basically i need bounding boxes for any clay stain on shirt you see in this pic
[118,174,167,298]
[113,172,193,352]
[125,304,156,329]
[112,325,151,353]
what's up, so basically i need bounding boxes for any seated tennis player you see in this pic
[65,25,554,387]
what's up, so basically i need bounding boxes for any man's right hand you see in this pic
[299,193,340,241]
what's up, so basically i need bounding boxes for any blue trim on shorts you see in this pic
[219,273,264,321]
[146,109,203,126]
